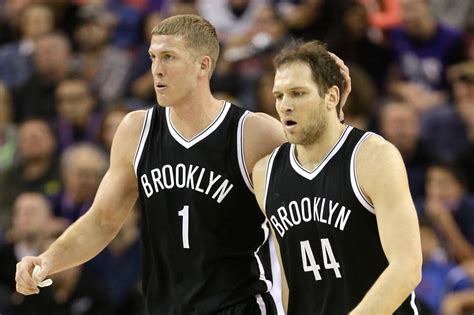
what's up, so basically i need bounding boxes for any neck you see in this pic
[168,87,223,139]
[22,157,51,180]
[295,119,346,171]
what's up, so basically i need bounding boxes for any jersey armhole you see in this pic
[237,111,254,193]
[350,132,376,214]
[263,147,281,211]
[133,107,154,177]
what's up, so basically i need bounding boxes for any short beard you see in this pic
[291,100,328,145]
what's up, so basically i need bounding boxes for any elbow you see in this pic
[391,253,422,290]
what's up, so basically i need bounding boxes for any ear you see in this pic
[198,56,212,77]
[325,85,340,111]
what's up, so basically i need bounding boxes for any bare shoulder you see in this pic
[357,133,404,172]
[356,133,408,197]
[110,109,148,166]
[243,112,286,173]
[244,112,282,133]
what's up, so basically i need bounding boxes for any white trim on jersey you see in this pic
[237,111,254,193]
[255,294,267,315]
[254,222,273,292]
[349,132,375,214]
[410,291,419,315]
[165,101,231,149]
[289,125,353,180]
[133,107,154,177]
[263,147,281,211]
[268,235,285,315]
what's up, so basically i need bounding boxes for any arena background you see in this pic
[0,0,473,314]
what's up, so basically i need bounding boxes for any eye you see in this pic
[164,54,175,61]
[149,54,155,61]
[274,94,283,100]
[292,91,305,97]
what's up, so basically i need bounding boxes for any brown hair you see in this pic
[152,14,220,74]
[273,40,344,115]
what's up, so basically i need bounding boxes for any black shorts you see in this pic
[216,292,277,315]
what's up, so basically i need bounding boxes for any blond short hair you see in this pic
[152,14,220,74]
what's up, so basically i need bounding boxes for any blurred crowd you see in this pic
[0,0,474,314]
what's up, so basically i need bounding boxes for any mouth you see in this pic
[282,119,297,131]
[155,83,167,90]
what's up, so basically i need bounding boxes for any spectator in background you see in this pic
[13,32,72,122]
[378,101,430,199]
[97,105,129,154]
[416,219,473,315]
[74,10,131,104]
[197,0,266,42]
[421,61,474,163]
[0,83,16,175]
[0,119,60,232]
[52,143,107,223]
[342,64,377,130]
[358,0,402,32]
[126,11,162,107]
[53,77,101,152]
[326,1,391,92]
[222,3,288,109]
[256,68,278,119]
[440,259,474,315]
[0,0,32,45]
[168,0,199,16]
[0,2,55,88]
[430,0,472,31]
[389,0,465,92]
[0,192,66,314]
[423,162,474,263]
[86,206,144,314]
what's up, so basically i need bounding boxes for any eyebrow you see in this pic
[148,50,176,55]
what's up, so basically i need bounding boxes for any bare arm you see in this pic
[253,155,289,312]
[350,136,422,315]
[15,111,145,295]
[243,112,286,176]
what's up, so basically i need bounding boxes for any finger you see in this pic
[328,52,350,73]
[35,260,50,281]
[33,265,53,287]
[16,283,39,295]
[19,271,39,290]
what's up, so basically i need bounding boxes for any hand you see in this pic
[15,256,52,295]
[328,52,351,122]
[425,198,450,223]
[441,293,464,315]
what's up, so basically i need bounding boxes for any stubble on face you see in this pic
[286,99,328,145]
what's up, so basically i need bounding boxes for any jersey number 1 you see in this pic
[300,239,341,281]
[178,205,190,249]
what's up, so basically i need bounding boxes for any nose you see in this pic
[151,60,164,78]
[277,95,294,113]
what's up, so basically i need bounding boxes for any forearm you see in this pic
[350,262,420,315]
[436,214,474,261]
[40,209,120,275]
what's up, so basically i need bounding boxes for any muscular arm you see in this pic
[253,156,289,312]
[350,136,422,315]
[16,111,145,294]
[243,112,286,176]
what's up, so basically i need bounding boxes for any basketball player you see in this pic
[252,41,422,315]
[14,14,287,314]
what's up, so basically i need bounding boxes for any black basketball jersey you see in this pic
[134,102,279,315]
[264,126,419,315]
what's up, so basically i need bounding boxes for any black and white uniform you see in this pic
[134,102,282,315]
[264,126,419,315]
